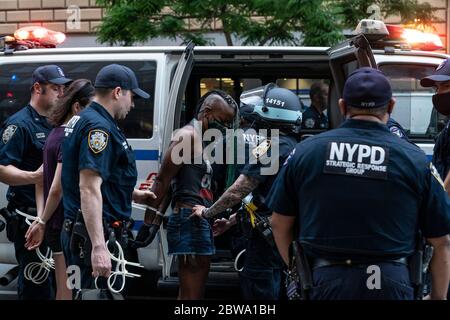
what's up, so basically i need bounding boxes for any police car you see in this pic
[0,20,447,295]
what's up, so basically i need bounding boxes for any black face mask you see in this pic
[208,120,231,135]
[432,92,450,116]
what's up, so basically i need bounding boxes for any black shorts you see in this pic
[45,228,62,254]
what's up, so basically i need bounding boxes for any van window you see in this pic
[0,61,156,139]
[276,78,330,113]
[379,64,442,140]
[200,78,262,98]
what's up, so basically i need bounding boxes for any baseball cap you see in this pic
[343,67,392,108]
[94,64,150,99]
[32,65,72,85]
[420,58,450,87]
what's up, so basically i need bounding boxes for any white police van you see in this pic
[0,20,447,295]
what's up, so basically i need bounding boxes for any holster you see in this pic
[288,241,313,300]
[1,206,21,242]
[409,235,434,300]
[70,212,92,266]
[69,210,134,266]
[106,219,134,255]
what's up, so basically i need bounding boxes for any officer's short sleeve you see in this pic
[78,127,114,181]
[266,149,299,216]
[239,139,271,183]
[0,124,27,166]
[419,163,450,238]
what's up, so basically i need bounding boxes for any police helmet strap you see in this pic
[263,83,277,103]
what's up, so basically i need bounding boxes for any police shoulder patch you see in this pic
[2,125,17,144]
[390,126,403,138]
[252,139,271,159]
[88,129,109,154]
[430,163,445,189]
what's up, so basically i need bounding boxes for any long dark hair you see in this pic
[49,79,94,126]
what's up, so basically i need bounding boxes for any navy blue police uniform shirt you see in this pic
[301,106,328,130]
[432,119,450,180]
[268,119,450,260]
[387,117,412,143]
[239,128,297,213]
[238,127,297,269]
[0,105,52,207]
[61,101,137,222]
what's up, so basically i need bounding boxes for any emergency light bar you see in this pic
[354,19,443,51]
[1,26,65,52]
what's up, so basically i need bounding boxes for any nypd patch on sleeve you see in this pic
[390,126,404,138]
[323,142,389,179]
[88,129,109,154]
[2,125,17,144]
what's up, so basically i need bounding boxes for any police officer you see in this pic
[61,64,155,292]
[191,84,302,300]
[0,65,72,299]
[269,67,450,300]
[301,82,329,129]
[421,58,450,196]
[420,58,450,299]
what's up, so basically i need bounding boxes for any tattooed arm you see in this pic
[191,174,260,219]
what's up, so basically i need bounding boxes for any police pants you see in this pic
[239,233,284,300]
[11,211,53,300]
[309,262,414,300]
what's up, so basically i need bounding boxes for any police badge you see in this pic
[2,125,17,144]
[252,139,271,158]
[304,118,315,128]
[88,129,109,154]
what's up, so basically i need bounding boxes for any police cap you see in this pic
[420,58,450,87]
[32,64,72,85]
[94,64,150,99]
[343,67,392,108]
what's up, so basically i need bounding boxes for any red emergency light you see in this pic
[13,26,66,47]
[354,20,443,51]
[385,24,443,51]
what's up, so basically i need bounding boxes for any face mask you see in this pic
[208,120,231,135]
[432,92,450,116]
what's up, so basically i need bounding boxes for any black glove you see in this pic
[130,223,159,249]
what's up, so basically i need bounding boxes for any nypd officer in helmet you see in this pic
[269,67,450,300]
[0,65,72,299]
[192,83,301,299]
[61,64,156,292]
